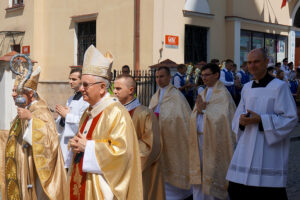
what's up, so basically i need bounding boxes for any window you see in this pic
[77,21,96,65]
[265,34,276,64]
[13,0,23,6]
[277,36,288,63]
[7,0,23,8]
[185,25,208,64]
[240,30,288,64]
[11,44,20,53]
[240,31,251,65]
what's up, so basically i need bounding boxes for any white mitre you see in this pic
[82,45,113,79]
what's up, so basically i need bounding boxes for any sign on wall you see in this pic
[289,31,295,64]
[165,35,179,49]
[22,46,30,56]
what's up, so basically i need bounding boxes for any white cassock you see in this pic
[154,86,192,200]
[226,78,298,187]
[193,87,221,200]
[56,93,89,167]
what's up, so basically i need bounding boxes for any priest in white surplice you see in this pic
[56,68,89,168]
[226,48,298,200]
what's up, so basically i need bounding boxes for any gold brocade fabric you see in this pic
[149,84,192,190]
[5,119,22,200]
[67,96,143,200]
[0,130,9,200]
[3,99,67,200]
[189,81,236,199]
[131,105,165,200]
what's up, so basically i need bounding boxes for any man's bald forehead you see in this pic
[248,48,268,60]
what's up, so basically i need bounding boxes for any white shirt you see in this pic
[280,65,290,81]
[197,86,205,95]
[220,68,234,86]
[154,86,168,114]
[22,100,38,145]
[196,87,213,133]
[56,93,89,165]
[173,72,185,89]
[236,69,245,80]
[226,79,298,187]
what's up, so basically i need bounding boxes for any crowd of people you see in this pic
[174,56,300,114]
[0,46,298,200]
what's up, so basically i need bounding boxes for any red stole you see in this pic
[128,108,136,118]
[70,112,102,200]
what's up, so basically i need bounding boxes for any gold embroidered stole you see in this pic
[70,112,102,200]
[5,118,22,200]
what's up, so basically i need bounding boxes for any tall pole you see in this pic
[135,0,140,71]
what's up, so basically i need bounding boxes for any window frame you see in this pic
[240,29,288,64]
[12,0,23,6]
[76,20,96,66]
[184,24,209,64]
[7,0,24,10]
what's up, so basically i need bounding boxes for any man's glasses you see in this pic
[81,81,103,89]
[201,73,214,78]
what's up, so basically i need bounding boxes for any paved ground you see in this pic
[287,123,300,200]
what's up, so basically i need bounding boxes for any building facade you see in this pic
[0,0,300,129]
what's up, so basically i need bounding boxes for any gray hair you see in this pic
[23,87,39,99]
[93,76,110,91]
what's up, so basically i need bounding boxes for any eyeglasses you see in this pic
[201,73,214,78]
[81,81,103,89]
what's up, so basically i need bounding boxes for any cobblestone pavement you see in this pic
[287,123,300,200]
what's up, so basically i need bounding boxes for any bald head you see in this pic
[113,74,136,104]
[115,74,136,91]
[249,48,268,61]
[247,48,269,80]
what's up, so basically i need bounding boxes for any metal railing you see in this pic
[112,69,157,106]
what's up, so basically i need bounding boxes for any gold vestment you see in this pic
[3,99,67,200]
[131,105,165,200]
[0,130,9,200]
[149,84,192,190]
[189,81,236,199]
[68,95,143,200]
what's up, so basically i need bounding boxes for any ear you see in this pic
[129,87,135,95]
[99,83,107,95]
[265,58,269,65]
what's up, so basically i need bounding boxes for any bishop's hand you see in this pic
[70,133,87,153]
[17,107,32,120]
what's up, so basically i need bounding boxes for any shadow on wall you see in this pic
[37,82,73,119]
[5,7,24,18]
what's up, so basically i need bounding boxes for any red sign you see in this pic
[22,46,30,55]
[165,35,179,49]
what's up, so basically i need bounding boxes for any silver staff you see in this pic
[9,54,33,198]
[9,54,33,107]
